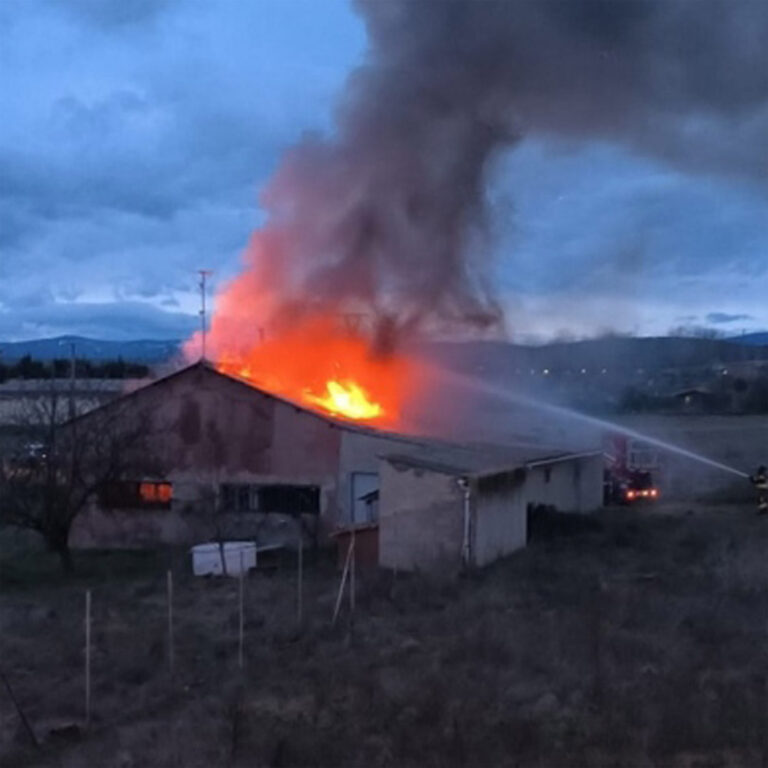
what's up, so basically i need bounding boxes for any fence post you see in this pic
[85,590,91,727]
[297,519,304,627]
[332,536,355,626]
[167,571,174,675]
[349,528,356,616]
[238,551,244,670]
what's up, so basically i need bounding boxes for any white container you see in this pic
[190,541,257,577]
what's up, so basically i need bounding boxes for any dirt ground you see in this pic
[3,503,768,767]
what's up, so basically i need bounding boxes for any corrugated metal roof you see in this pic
[382,442,603,478]
[62,362,603,471]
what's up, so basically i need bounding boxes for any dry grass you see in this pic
[3,504,768,767]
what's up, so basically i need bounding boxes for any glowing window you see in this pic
[100,481,173,510]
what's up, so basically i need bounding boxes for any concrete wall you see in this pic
[71,365,346,548]
[72,504,199,548]
[378,459,464,572]
[337,430,421,525]
[379,454,602,572]
[573,454,605,511]
[523,455,603,513]
[473,472,527,567]
[70,367,434,549]
[72,474,317,550]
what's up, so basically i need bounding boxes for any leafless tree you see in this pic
[0,381,158,572]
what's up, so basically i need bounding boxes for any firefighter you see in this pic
[750,465,768,515]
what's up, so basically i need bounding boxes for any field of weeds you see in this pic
[3,504,768,767]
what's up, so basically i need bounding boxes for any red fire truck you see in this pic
[603,434,661,505]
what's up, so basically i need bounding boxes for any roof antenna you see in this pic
[198,269,213,362]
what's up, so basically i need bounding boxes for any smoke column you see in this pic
[199,0,768,361]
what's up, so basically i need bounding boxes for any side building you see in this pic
[377,444,603,572]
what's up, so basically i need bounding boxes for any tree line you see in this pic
[0,355,150,383]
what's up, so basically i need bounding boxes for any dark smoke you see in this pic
[221,1,768,349]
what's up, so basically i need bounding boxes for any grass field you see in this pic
[3,503,768,767]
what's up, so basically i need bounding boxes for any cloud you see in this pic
[0,0,364,339]
[1,0,766,342]
[52,0,174,29]
[493,139,768,306]
[201,0,768,355]
[706,312,754,325]
[0,300,198,342]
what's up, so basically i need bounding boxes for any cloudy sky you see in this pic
[1,0,766,342]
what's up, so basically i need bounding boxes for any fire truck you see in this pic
[603,434,661,505]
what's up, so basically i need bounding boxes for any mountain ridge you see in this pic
[2,333,768,368]
[0,336,182,363]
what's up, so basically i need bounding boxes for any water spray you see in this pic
[435,367,749,480]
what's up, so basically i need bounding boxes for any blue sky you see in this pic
[1,0,766,342]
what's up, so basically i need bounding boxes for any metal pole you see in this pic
[69,342,76,421]
[349,529,356,616]
[85,590,91,727]
[198,269,212,362]
[297,519,303,626]
[332,538,354,626]
[167,571,174,674]
[238,551,244,670]
[201,274,205,361]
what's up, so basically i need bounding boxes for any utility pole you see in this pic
[69,342,76,421]
[198,270,213,361]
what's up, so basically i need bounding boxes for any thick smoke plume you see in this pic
[202,0,768,360]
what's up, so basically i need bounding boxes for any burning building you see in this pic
[67,361,603,571]
[69,361,422,550]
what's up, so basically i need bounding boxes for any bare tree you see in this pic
[194,480,232,576]
[0,381,158,572]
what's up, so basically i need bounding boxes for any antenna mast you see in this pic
[198,270,213,361]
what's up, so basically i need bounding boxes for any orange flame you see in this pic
[191,312,420,428]
[183,235,428,428]
[304,379,383,420]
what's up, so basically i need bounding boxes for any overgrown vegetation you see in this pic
[2,504,768,766]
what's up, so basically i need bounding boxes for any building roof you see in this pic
[65,361,603,473]
[64,360,426,445]
[382,441,603,479]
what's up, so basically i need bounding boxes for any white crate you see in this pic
[190,541,256,577]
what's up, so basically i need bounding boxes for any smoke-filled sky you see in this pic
[1,0,767,343]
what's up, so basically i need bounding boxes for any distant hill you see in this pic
[0,336,182,363]
[424,336,768,375]
[3,333,768,370]
[728,332,768,347]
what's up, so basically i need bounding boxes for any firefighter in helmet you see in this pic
[750,465,768,515]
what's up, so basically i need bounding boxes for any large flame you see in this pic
[187,308,419,428]
[182,224,431,428]
[304,380,383,420]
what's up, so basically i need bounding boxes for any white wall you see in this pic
[378,459,464,572]
[380,461,530,571]
[473,473,527,567]
[523,455,603,513]
[337,430,423,525]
